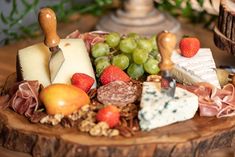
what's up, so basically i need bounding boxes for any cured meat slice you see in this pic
[97,81,141,107]
[66,30,107,52]
[0,81,41,118]
[182,83,235,118]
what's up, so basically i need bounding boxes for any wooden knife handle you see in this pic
[38,8,60,48]
[157,31,176,71]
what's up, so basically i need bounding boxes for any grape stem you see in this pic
[108,49,119,56]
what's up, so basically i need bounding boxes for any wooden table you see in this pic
[0,15,234,157]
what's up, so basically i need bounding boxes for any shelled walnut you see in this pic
[119,103,138,120]
[89,122,119,137]
[79,119,96,132]
[89,122,109,136]
[40,114,64,125]
[68,104,90,121]
[79,120,119,137]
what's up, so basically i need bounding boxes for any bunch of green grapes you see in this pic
[91,32,160,79]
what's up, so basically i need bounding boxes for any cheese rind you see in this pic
[138,82,198,131]
[17,39,96,87]
[171,48,220,88]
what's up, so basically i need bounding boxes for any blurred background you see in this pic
[0,0,219,46]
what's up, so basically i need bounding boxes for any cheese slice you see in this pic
[138,82,198,131]
[171,48,220,88]
[17,39,96,87]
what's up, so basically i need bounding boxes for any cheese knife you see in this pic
[157,31,177,97]
[38,8,65,83]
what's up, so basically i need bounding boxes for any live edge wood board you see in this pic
[0,108,234,157]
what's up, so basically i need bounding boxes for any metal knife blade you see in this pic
[157,31,177,97]
[161,71,176,97]
[49,46,65,82]
[39,8,65,83]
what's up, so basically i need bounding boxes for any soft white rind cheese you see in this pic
[171,48,220,88]
[138,82,198,131]
[18,39,96,87]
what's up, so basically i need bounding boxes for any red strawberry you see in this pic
[100,65,130,85]
[96,105,120,128]
[179,37,200,58]
[71,73,95,93]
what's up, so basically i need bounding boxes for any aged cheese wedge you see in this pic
[171,48,220,88]
[138,82,198,131]
[17,39,96,87]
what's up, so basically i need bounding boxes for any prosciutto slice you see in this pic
[180,83,235,118]
[0,81,41,118]
[66,30,107,52]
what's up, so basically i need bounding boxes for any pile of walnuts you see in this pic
[40,100,142,137]
[77,104,119,137]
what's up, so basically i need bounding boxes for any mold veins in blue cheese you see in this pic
[138,82,198,131]
[16,39,96,87]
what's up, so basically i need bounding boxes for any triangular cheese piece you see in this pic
[17,39,96,87]
[171,48,220,88]
[138,82,198,131]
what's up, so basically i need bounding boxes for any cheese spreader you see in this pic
[16,8,96,88]
[38,8,65,83]
[157,31,177,97]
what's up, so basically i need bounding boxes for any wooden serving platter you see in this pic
[0,108,234,157]
[0,14,235,157]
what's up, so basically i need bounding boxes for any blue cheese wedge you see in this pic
[171,48,220,88]
[138,82,198,131]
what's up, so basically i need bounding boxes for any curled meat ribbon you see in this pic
[66,30,107,52]
[179,83,235,118]
[0,81,40,118]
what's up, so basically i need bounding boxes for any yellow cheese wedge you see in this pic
[17,39,96,87]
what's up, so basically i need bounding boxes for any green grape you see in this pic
[137,38,153,53]
[105,32,121,48]
[132,49,148,64]
[96,60,111,76]
[127,63,144,80]
[112,54,129,70]
[144,58,160,75]
[92,43,109,58]
[119,37,137,53]
[124,53,133,63]
[149,50,160,60]
[150,35,158,51]
[94,56,110,66]
[127,32,140,40]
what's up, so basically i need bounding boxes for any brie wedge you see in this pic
[138,82,198,131]
[171,48,220,88]
[17,39,96,87]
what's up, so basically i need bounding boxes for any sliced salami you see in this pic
[97,81,141,107]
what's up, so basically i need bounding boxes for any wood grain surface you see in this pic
[214,0,235,54]
[0,108,234,157]
[0,15,235,157]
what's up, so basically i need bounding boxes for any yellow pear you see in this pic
[40,83,90,115]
